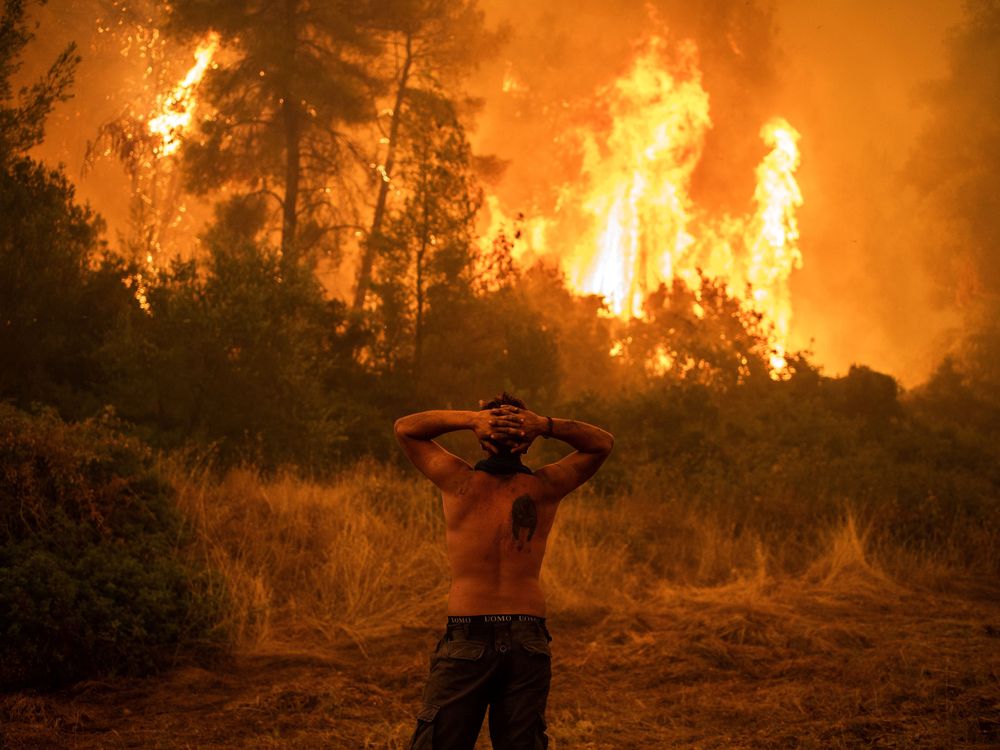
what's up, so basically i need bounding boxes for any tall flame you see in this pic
[571,37,710,319]
[124,32,219,314]
[746,119,803,371]
[486,35,804,375]
[147,32,219,156]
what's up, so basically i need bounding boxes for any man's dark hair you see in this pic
[480,392,527,411]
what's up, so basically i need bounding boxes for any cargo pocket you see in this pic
[408,703,439,750]
[521,639,551,658]
[445,639,486,660]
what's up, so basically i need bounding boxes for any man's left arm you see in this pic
[394,409,519,491]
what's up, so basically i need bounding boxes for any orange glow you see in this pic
[747,119,803,375]
[122,32,219,314]
[485,35,804,376]
[147,32,219,156]
[569,37,710,319]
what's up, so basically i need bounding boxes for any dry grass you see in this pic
[3,464,998,749]
[170,463,989,650]
[172,461,452,647]
[171,462,777,648]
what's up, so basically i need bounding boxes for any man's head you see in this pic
[478,392,527,455]
[479,392,527,413]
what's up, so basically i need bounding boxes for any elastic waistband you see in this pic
[447,614,545,626]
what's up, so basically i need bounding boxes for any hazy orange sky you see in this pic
[28,0,970,386]
[774,0,964,384]
[468,0,965,385]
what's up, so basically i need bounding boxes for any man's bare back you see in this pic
[443,471,555,616]
[394,398,614,618]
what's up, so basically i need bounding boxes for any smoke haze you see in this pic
[26,0,989,385]
[772,0,965,384]
[469,0,968,385]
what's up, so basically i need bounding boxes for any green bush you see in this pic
[0,404,229,690]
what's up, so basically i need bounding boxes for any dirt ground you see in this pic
[3,572,999,750]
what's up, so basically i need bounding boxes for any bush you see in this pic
[102,196,355,474]
[0,404,229,690]
[0,156,133,420]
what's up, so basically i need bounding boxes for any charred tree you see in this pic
[367,102,482,379]
[166,0,376,270]
[351,0,502,311]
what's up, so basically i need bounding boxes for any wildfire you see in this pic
[147,32,219,156]
[570,37,711,319]
[746,119,803,371]
[487,35,804,376]
[117,31,219,313]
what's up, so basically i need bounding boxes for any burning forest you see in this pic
[1,0,999,747]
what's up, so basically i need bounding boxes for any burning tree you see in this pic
[483,32,804,378]
[351,0,503,312]
[164,0,378,269]
[611,273,777,390]
[85,1,220,309]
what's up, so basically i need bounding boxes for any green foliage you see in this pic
[0,2,128,418]
[0,404,229,689]
[104,196,355,472]
[564,358,1000,573]
[0,156,131,418]
[166,0,379,259]
[0,0,80,161]
[415,271,565,409]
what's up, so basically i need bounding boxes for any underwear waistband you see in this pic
[447,614,545,625]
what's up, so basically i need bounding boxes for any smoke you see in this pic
[23,0,209,252]
[22,0,992,386]
[469,0,970,384]
[905,0,1000,393]
[772,0,969,385]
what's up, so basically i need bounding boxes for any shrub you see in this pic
[0,404,229,690]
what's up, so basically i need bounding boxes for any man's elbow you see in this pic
[603,432,615,455]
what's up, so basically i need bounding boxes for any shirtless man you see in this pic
[395,392,614,750]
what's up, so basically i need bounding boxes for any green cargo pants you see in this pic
[407,616,552,750]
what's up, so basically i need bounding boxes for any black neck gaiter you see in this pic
[474,452,533,476]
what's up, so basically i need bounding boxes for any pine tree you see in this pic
[165,0,378,268]
[0,0,79,161]
[371,97,481,376]
[351,0,502,310]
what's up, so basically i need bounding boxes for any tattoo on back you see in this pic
[511,494,538,550]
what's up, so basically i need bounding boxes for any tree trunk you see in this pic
[280,0,300,269]
[281,97,301,266]
[414,240,425,374]
[414,141,431,374]
[352,32,413,311]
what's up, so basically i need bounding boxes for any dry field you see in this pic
[2,466,999,749]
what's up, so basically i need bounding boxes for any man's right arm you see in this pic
[394,408,520,491]
[493,406,614,499]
